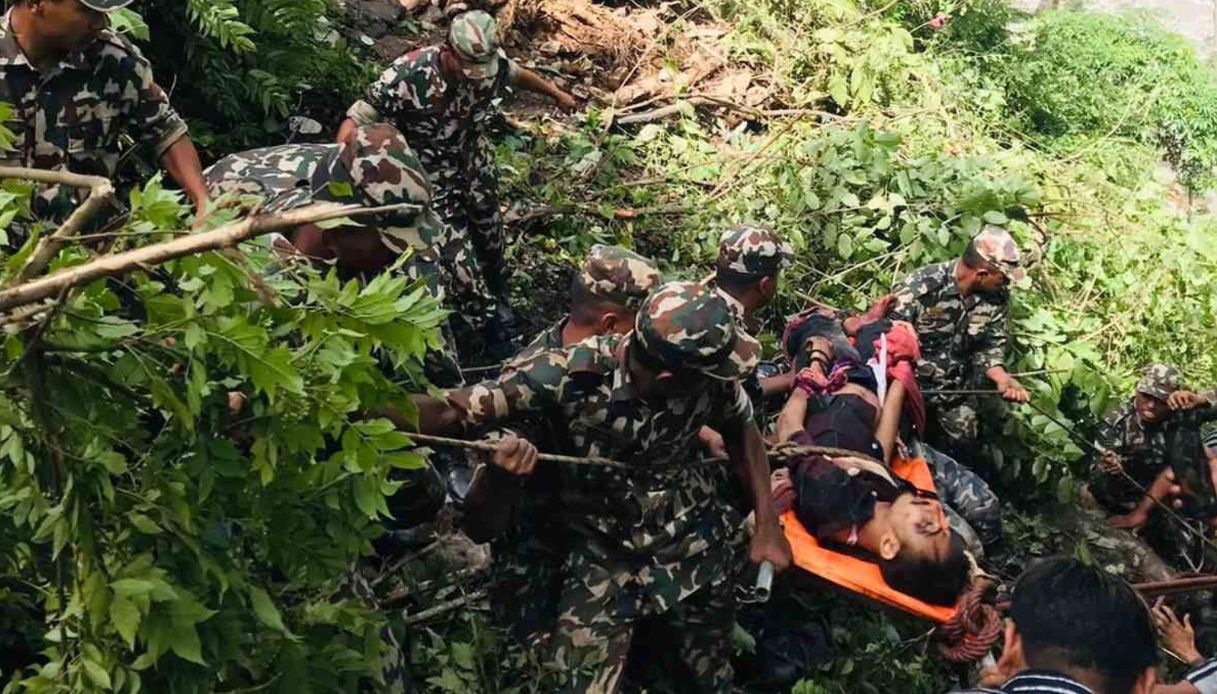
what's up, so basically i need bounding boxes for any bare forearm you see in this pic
[876,379,906,464]
[985,365,1012,386]
[776,390,809,443]
[761,371,795,397]
[385,395,464,435]
[160,137,208,212]
[336,118,358,144]
[512,66,563,100]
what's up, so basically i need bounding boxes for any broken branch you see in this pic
[0,201,417,312]
[0,166,116,284]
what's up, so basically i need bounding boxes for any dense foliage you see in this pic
[0,182,448,691]
[136,0,372,152]
[2,0,1217,691]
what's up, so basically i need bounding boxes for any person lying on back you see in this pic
[771,332,970,607]
[778,303,1003,550]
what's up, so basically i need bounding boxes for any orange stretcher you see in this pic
[780,455,960,624]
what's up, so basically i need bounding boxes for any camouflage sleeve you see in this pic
[445,350,567,426]
[967,300,1009,372]
[1093,404,1131,462]
[888,273,923,325]
[356,57,432,123]
[119,43,188,157]
[712,381,755,437]
[925,444,1002,546]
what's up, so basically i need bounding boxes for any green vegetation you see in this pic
[1,0,1217,691]
[137,1,371,151]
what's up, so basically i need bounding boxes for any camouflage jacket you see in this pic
[891,260,1010,389]
[714,285,766,423]
[205,142,442,259]
[0,11,188,220]
[507,317,566,369]
[346,46,516,175]
[1093,398,1217,488]
[448,333,753,614]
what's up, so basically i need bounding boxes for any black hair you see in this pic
[879,529,970,607]
[1009,557,1158,694]
[960,241,996,272]
[715,262,777,293]
[567,276,628,326]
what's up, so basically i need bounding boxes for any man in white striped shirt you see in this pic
[952,556,1158,694]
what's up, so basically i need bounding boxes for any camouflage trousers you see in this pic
[489,528,567,648]
[927,395,979,448]
[428,137,506,330]
[549,552,737,693]
[919,441,1003,548]
[342,568,408,693]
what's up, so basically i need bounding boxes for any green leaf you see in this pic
[249,586,290,634]
[168,623,205,665]
[837,233,854,259]
[451,642,474,670]
[128,513,162,535]
[111,579,155,599]
[111,597,141,649]
[353,476,380,518]
[82,657,112,690]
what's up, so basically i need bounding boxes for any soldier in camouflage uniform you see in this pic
[411,281,792,693]
[205,123,462,386]
[463,244,661,647]
[339,10,577,358]
[1090,363,1217,529]
[713,225,795,413]
[891,226,1031,453]
[0,0,209,230]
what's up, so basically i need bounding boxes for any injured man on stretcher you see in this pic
[769,305,1002,607]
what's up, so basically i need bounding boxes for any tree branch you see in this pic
[0,201,418,313]
[0,167,116,284]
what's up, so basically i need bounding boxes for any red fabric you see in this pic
[875,322,927,434]
[793,364,850,397]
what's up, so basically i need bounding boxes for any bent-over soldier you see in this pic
[407,281,792,693]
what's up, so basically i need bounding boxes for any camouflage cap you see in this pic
[973,225,1026,282]
[635,281,760,381]
[1136,363,1182,400]
[81,0,134,10]
[580,245,662,311]
[447,10,502,80]
[317,124,433,253]
[718,225,793,276]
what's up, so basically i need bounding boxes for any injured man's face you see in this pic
[886,493,950,561]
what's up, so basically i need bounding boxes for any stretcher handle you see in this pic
[755,561,775,603]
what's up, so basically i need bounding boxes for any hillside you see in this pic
[1,0,1217,691]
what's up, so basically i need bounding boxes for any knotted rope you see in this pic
[935,578,1003,662]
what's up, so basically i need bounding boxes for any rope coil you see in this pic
[936,578,1003,662]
